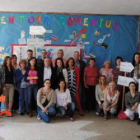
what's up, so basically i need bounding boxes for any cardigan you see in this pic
[37,88,56,110]
[15,67,28,89]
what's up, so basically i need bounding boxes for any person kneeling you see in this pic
[124,82,140,125]
[55,80,75,121]
[103,81,120,121]
[37,79,56,123]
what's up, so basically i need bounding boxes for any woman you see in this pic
[15,59,28,115]
[55,80,75,121]
[100,60,113,84]
[11,54,19,112]
[0,56,15,116]
[84,58,98,112]
[103,81,120,120]
[11,54,18,70]
[131,53,140,90]
[66,57,84,116]
[95,75,107,116]
[54,58,68,88]
[124,82,140,125]
[112,56,123,85]
[27,57,38,117]
[112,56,123,112]
[37,79,56,123]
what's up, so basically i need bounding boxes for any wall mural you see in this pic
[0,13,138,68]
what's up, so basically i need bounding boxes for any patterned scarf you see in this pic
[67,67,76,98]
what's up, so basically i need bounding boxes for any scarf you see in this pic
[67,67,76,97]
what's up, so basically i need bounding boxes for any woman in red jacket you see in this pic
[66,57,84,116]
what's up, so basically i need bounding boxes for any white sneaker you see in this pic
[37,114,41,120]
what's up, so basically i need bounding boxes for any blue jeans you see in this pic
[37,106,56,123]
[96,102,104,117]
[28,84,38,112]
[18,88,28,113]
[57,102,75,118]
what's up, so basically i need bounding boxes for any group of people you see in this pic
[0,49,140,125]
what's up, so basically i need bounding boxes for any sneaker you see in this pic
[137,118,140,125]
[69,118,75,122]
[95,112,99,115]
[37,114,41,120]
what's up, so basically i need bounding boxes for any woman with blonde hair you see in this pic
[99,60,113,84]
[95,75,107,116]
[103,81,120,120]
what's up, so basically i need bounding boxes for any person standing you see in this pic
[84,58,98,112]
[37,49,46,68]
[27,57,38,117]
[0,56,15,116]
[66,57,84,116]
[73,51,86,110]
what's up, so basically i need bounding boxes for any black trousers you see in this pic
[85,85,96,111]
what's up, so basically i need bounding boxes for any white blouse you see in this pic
[55,89,72,107]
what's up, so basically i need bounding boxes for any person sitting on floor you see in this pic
[124,82,140,125]
[95,75,108,117]
[103,81,120,120]
[55,79,75,121]
[37,79,56,123]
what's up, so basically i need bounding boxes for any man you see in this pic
[26,49,33,66]
[52,49,67,67]
[125,82,140,125]
[37,49,46,68]
[73,51,86,110]
[38,58,55,89]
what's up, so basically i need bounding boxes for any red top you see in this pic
[84,66,98,86]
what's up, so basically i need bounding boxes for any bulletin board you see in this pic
[0,12,139,68]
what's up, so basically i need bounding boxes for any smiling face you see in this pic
[56,60,62,68]
[73,51,79,61]
[89,59,95,67]
[59,81,65,89]
[129,83,136,92]
[109,82,116,91]
[57,50,64,58]
[100,76,106,85]
[30,58,36,66]
[6,58,11,66]
[134,54,140,64]
[116,58,122,66]
[68,59,74,67]
[44,58,51,67]
[44,80,51,89]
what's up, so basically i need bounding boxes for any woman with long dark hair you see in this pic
[37,79,56,123]
[27,57,38,117]
[66,57,84,116]
[131,53,140,90]
[0,56,15,116]
[55,79,75,121]
[54,58,68,88]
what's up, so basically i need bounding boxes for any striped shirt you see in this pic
[28,68,38,84]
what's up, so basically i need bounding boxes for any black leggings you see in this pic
[85,85,96,111]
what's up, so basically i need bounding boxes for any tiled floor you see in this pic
[0,112,140,140]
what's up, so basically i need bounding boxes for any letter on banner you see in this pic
[1,16,6,24]
[105,20,112,28]
[83,18,88,26]
[91,19,97,26]
[9,16,15,24]
[19,15,25,24]
[68,17,73,26]
[60,17,65,26]
[36,16,42,24]
[75,18,82,26]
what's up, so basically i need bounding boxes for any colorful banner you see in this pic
[0,13,139,68]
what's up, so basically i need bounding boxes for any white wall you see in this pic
[0,0,140,15]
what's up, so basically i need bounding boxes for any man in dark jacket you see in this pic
[73,51,86,110]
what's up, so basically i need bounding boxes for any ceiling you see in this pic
[0,0,140,15]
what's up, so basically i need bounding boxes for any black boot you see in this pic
[137,118,140,125]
